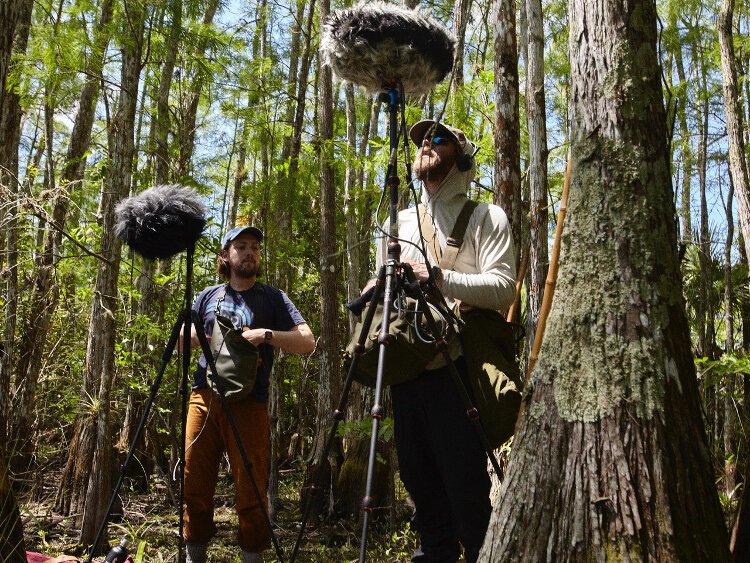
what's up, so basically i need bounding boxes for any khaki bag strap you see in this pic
[441,200,478,270]
[418,201,478,269]
[418,204,442,265]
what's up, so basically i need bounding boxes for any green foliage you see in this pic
[336,417,394,444]
[695,352,750,391]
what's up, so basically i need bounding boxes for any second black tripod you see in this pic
[290,86,503,562]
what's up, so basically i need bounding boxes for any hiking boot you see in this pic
[241,551,264,563]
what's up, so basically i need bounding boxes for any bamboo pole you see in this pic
[506,244,529,324]
[526,154,571,377]
[511,154,571,438]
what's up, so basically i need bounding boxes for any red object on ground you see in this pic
[26,554,77,562]
[26,553,134,563]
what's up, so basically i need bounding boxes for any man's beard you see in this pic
[230,259,259,279]
[414,152,456,182]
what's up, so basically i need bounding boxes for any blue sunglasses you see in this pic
[431,136,451,145]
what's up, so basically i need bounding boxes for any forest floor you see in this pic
[19,463,421,562]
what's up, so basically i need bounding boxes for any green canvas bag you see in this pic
[457,308,522,449]
[208,287,261,402]
[344,296,449,388]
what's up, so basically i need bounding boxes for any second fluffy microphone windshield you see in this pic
[321,1,456,95]
[115,184,207,260]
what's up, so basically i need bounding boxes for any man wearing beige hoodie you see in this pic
[375,120,516,563]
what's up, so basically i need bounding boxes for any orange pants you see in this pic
[183,388,271,552]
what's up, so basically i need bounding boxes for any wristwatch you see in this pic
[264,330,273,344]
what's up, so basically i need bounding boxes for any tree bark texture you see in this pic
[670,8,692,247]
[0,452,25,562]
[722,175,737,496]
[153,0,180,186]
[480,0,729,559]
[0,0,33,449]
[695,47,712,357]
[524,0,549,362]
[307,0,341,518]
[344,83,359,319]
[273,0,315,293]
[492,0,521,255]
[450,0,472,120]
[719,0,750,270]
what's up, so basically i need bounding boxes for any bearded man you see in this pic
[182,226,315,563]
[375,120,517,562]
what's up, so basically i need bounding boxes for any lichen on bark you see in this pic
[532,136,681,423]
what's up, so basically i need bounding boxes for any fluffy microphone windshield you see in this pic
[321,1,456,95]
[115,184,207,260]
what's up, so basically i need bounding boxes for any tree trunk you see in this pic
[0,0,33,449]
[720,0,750,266]
[0,451,25,562]
[56,6,145,553]
[273,0,315,293]
[11,0,115,470]
[695,53,712,358]
[480,0,729,559]
[524,0,549,361]
[153,0,181,186]
[718,10,747,507]
[227,96,250,231]
[723,176,737,498]
[175,0,219,180]
[307,0,341,520]
[344,83,359,319]
[670,6,692,247]
[492,0,521,255]
[450,0,471,120]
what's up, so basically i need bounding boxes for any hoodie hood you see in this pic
[420,149,475,219]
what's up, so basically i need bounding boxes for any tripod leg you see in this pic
[190,311,285,563]
[289,270,386,563]
[359,260,402,562]
[83,309,188,563]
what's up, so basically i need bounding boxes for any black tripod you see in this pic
[290,86,502,563]
[85,245,284,563]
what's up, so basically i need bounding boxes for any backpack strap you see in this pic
[440,200,478,270]
[418,200,478,270]
[418,204,442,265]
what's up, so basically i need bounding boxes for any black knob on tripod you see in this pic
[104,537,129,563]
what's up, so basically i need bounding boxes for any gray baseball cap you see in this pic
[409,119,469,150]
[222,226,263,248]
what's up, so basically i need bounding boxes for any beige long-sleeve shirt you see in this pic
[375,164,517,369]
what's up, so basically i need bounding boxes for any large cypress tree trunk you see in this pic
[718,6,746,501]
[480,0,729,559]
